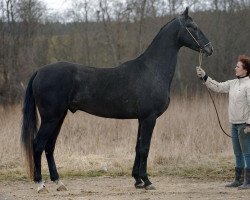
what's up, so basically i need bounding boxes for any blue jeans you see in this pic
[231,123,250,169]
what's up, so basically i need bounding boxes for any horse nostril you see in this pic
[205,43,213,56]
[210,44,214,52]
[203,44,213,56]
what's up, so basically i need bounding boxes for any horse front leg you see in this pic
[138,114,156,190]
[132,123,144,188]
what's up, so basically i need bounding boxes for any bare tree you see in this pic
[82,0,91,65]
[17,0,45,49]
[0,0,46,103]
[167,0,183,15]
[99,0,119,66]
[67,0,91,65]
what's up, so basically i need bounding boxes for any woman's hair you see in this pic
[238,55,250,76]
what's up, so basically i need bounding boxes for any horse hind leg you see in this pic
[45,111,68,191]
[33,117,65,193]
[33,121,57,193]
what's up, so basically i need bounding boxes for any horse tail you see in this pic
[21,71,38,180]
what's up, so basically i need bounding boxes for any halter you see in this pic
[185,26,211,50]
[178,18,211,53]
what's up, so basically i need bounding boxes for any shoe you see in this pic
[238,168,250,190]
[225,167,243,187]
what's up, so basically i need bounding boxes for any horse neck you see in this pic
[139,19,180,78]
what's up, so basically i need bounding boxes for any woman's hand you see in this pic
[244,125,250,134]
[196,66,206,78]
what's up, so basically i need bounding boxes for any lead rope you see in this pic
[185,23,231,138]
[198,51,232,138]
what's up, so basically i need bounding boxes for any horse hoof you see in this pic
[37,186,49,194]
[135,182,144,189]
[144,184,156,190]
[57,184,68,191]
[56,181,68,191]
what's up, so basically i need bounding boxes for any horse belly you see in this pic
[69,97,138,119]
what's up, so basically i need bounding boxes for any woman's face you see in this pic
[235,61,247,77]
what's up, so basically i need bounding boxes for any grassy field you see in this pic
[0,93,235,181]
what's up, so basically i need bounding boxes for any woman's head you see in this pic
[235,55,250,77]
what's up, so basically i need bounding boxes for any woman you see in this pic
[196,55,250,189]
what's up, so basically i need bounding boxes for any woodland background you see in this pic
[0,0,250,104]
[0,0,250,182]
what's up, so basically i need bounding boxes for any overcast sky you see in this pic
[42,0,70,11]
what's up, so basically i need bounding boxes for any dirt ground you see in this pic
[1,176,250,200]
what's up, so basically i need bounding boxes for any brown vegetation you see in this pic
[0,94,235,180]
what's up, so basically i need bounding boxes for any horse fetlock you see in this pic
[132,171,139,178]
[141,176,152,186]
[135,182,144,189]
[36,181,49,193]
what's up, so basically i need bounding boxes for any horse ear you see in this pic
[182,7,189,19]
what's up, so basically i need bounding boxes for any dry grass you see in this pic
[0,93,235,181]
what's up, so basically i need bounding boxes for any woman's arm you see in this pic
[196,67,230,93]
[204,77,231,93]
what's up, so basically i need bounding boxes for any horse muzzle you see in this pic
[201,42,213,57]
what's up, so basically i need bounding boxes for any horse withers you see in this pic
[21,7,213,193]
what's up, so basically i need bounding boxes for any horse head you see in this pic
[177,7,213,56]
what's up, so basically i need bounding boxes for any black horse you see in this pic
[21,8,213,192]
